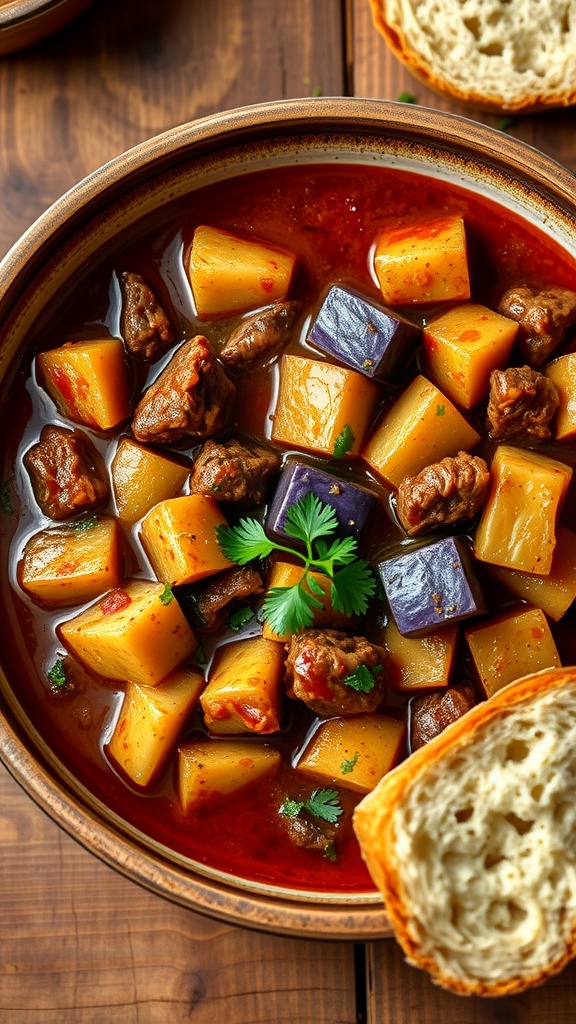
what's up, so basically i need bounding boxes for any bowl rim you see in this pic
[2,96,576,939]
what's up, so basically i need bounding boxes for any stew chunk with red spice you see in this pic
[284,628,387,717]
[24,425,109,520]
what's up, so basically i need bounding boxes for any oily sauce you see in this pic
[1,163,576,894]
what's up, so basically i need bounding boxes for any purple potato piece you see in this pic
[308,284,421,382]
[378,535,486,637]
[267,461,378,542]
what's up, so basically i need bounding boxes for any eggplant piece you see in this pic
[378,535,486,637]
[308,284,421,382]
[267,460,378,542]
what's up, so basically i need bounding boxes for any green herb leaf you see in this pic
[0,480,14,515]
[47,658,67,691]
[284,492,338,546]
[305,788,344,824]
[227,605,255,631]
[344,664,377,693]
[341,751,359,775]
[263,579,322,635]
[397,91,418,103]
[332,424,355,458]
[496,116,516,133]
[160,583,174,605]
[195,644,207,665]
[311,85,324,98]
[323,842,337,862]
[331,559,376,617]
[314,535,358,572]
[73,514,98,531]
[216,518,276,564]
[279,797,304,818]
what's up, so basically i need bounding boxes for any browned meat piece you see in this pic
[498,285,576,366]
[220,300,300,367]
[284,628,387,717]
[120,271,174,361]
[189,437,280,506]
[487,365,559,441]
[396,452,490,537]
[24,425,108,520]
[195,566,264,631]
[410,685,476,751]
[131,335,235,444]
[280,809,337,853]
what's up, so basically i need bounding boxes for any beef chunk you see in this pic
[280,808,337,854]
[24,425,108,520]
[410,684,476,751]
[498,285,576,366]
[194,566,264,631]
[131,336,235,444]
[120,271,174,361]
[284,628,387,717]
[189,437,280,506]
[487,364,559,441]
[396,452,490,537]
[220,300,299,367]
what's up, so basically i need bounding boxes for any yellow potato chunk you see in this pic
[296,714,406,794]
[362,374,480,488]
[383,618,459,693]
[545,353,576,441]
[188,224,296,317]
[107,668,205,787]
[19,516,123,607]
[465,606,560,699]
[485,525,576,622]
[200,636,285,735]
[272,354,378,458]
[474,445,572,575]
[38,338,130,430]
[423,303,518,408]
[261,561,353,642]
[178,739,280,811]
[373,214,471,306]
[141,494,233,586]
[60,578,197,686]
[112,438,189,525]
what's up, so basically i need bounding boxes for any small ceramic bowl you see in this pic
[1,98,576,939]
[0,0,93,55]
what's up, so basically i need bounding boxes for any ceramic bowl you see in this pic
[0,0,93,55]
[1,98,576,939]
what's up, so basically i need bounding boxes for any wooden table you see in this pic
[2,2,576,1020]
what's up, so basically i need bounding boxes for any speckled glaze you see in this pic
[0,0,93,54]
[1,98,576,938]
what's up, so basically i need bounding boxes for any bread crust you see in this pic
[353,666,576,996]
[369,0,576,114]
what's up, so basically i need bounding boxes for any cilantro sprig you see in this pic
[280,787,344,825]
[216,493,376,635]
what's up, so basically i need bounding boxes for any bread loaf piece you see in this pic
[369,0,576,113]
[353,667,576,996]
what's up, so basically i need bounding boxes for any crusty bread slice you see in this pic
[353,667,576,996]
[369,0,576,113]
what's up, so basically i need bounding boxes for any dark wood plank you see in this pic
[351,0,576,173]
[0,767,358,1024]
[0,0,345,258]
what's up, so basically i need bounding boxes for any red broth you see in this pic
[1,162,576,894]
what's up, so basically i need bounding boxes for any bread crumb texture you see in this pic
[395,683,576,988]
[374,0,576,111]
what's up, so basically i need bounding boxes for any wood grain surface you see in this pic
[2,1,576,1021]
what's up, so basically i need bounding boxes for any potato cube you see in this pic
[107,668,204,787]
[201,636,285,734]
[383,618,459,692]
[373,214,470,306]
[19,517,123,607]
[272,354,378,458]
[485,525,576,622]
[38,338,130,430]
[60,578,197,686]
[474,445,572,575]
[178,740,281,810]
[296,714,406,794]
[141,494,234,586]
[423,303,518,408]
[362,374,481,488]
[112,438,189,524]
[465,606,560,698]
[261,561,354,642]
[544,353,576,441]
[188,225,296,317]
